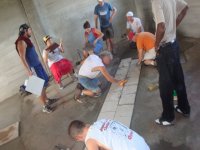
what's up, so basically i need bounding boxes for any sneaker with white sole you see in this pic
[46,98,58,105]
[174,105,190,117]
[43,105,53,113]
[155,118,174,126]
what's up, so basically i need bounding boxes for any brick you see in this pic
[98,111,115,120]
[115,105,134,117]
[119,93,136,105]
[101,101,118,112]
[122,84,137,95]
[114,116,132,127]
[110,84,123,93]
[105,92,121,102]
[119,58,132,68]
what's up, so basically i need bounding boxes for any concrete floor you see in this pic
[130,37,200,150]
[0,58,120,150]
[1,37,200,150]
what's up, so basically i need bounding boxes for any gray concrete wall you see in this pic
[0,0,28,102]
[133,0,200,38]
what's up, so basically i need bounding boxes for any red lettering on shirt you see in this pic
[128,131,133,140]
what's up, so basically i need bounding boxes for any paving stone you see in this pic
[115,105,134,117]
[118,58,132,68]
[122,84,137,95]
[115,67,129,77]
[110,84,123,92]
[119,93,136,105]
[127,65,141,78]
[101,101,118,112]
[98,111,115,120]
[105,92,121,102]
[114,116,132,127]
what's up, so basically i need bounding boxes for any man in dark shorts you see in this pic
[15,24,55,113]
[94,0,117,53]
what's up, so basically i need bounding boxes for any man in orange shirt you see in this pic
[132,32,156,66]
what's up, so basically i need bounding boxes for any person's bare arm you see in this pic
[137,26,142,33]
[42,50,49,67]
[176,5,188,27]
[17,40,32,76]
[155,22,165,50]
[93,66,118,83]
[94,15,99,29]
[137,49,143,64]
[86,139,99,150]
[59,39,64,53]
[109,7,117,23]
[93,29,104,45]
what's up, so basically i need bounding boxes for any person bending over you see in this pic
[68,119,150,150]
[132,32,156,66]
[74,51,126,102]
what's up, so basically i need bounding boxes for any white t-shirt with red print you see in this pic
[85,119,150,150]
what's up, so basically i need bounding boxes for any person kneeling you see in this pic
[132,32,157,66]
[74,51,126,102]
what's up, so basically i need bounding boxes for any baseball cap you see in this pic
[97,0,103,2]
[43,35,51,43]
[126,11,134,17]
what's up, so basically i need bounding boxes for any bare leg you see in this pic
[82,90,95,97]
[109,38,114,52]
[106,39,112,52]
[40,88,47,105]
[82,89,101,97]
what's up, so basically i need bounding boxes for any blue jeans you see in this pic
[78,76,101,93]
[156,40,190,121]
[33,64,49,87]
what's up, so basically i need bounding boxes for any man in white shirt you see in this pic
[126,11,144,34]
[75,51,126,102]
[151,0,190,126]
[68,119,150,150]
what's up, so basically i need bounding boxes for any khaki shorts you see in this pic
[143,48,156,60]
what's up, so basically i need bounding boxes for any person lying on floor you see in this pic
[42,35,75,89]
[74,50,126,102]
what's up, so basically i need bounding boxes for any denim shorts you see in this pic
[78,76,100,93]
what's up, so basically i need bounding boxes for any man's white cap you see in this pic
[126,11,134,17]
[98,0,103,2]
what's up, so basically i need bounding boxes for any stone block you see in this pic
[114,116,132,127]
[110,84,123,93]
[115,105,134,117]
[105,92,121,102]
[118,58,132,68]
[119,93,136,105]
[122,84,137,95]
[101,101,118,112]
[98,111,115,120]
